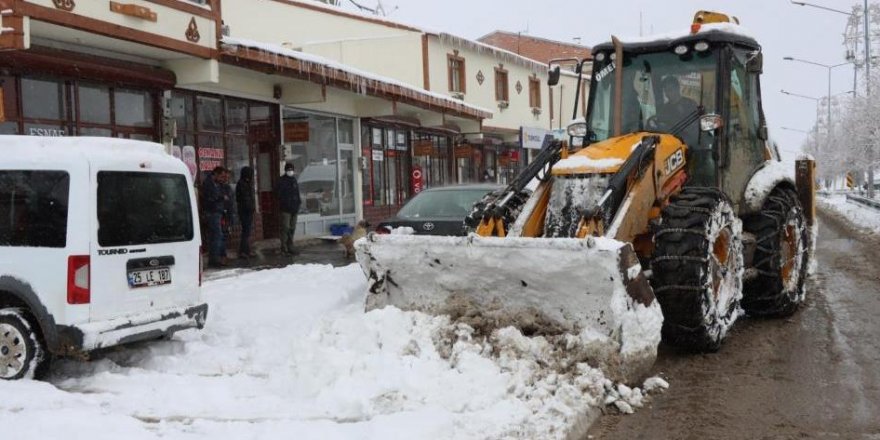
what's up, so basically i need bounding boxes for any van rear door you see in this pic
[90,170,200,321]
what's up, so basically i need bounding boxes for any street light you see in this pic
[789,1,854,16]
[780,126,813,134]
[782,57,852,144]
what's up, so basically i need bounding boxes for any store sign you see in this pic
[521,127,551,150]
[28,127,66,137]
[372,149,384,162]
[509,150,520,162]
[414,140,434,156]
[454,145,472,158]
[198,147,225,172]
[284,121,309,143]
[411,165,424,195]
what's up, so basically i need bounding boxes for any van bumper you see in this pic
[56,303,208,355]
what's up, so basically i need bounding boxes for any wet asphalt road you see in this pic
[586,208,880,439]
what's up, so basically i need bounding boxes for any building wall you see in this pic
[302,34,425,87]
[22,0,216,53]
[222,0,421,51]
[426,36,550,135]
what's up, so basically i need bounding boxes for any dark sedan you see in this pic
[376,184,502,236]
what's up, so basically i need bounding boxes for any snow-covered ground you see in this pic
[819,194,880,234]
[1,264,666,439]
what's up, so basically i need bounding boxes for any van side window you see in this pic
[0,170,70,248]
[97,172,194,247]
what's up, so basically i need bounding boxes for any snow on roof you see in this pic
[598,22,758,47]
[1,135,167,159]
[221,36,493,119]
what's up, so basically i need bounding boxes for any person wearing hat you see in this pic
[276,162,302,255]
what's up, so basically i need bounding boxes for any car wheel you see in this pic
[0,308,49,380]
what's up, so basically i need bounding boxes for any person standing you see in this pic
[202,166,230,267]
[236,166,256,259]
[276,162,302,255]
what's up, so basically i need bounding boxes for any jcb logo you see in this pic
[665,149,684,175]
[98,248,128,256]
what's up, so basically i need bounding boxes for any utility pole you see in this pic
[865,0,875,198]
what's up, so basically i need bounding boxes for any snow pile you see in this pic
[819,194,880,234]
[389,226,416,235]
[1,263,665,440]
[552,156,624,172]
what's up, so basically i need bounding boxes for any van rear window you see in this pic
[0,171,70,248]
[98,172,194,247]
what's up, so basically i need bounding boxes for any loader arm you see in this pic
[466,134,565,237]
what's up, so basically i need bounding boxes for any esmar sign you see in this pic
[411,165,424,195]
[28,127,67,137]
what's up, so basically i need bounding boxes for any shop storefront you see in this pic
[281,108,358,237]
[0,75,159,140]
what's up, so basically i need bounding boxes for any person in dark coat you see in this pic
[276,162,302,255]
[236,166,256,259]
[202,166,230,267]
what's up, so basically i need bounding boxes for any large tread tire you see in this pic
[742,187,809,317]
[0,308,49,380]
[651,187,744,352]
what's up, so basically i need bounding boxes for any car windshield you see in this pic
[587,49,717,147]
[396,189,490,219]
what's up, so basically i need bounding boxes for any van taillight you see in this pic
[67,255,90,304]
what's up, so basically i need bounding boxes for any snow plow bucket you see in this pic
[355,234,663,383]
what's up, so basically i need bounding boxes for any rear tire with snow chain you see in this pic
[651,188,744,352]
[0,308,49,380]
[742,187,809,317]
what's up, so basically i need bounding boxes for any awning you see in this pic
[220,37,492,121]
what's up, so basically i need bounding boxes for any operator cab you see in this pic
[556,11,769,205]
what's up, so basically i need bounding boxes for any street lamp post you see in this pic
[783,57,852,147]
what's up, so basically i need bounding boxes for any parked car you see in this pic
[0,136,207,380]
[376,184,503,236]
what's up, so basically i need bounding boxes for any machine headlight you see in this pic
[694,41,710,52]
[674,44,689,55]
[567,121,588,138]
[595,52,606,62]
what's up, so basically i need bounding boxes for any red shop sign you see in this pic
[411,165,424,195]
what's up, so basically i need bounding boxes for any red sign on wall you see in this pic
[411,165,424,195]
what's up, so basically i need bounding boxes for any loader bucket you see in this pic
[355,234,663,383]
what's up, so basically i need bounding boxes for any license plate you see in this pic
[128,267,171,288]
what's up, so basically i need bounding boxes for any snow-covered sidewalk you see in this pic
[1,263,664,440]
[819,194,880,234]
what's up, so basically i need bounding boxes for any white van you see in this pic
[0,136,207,380]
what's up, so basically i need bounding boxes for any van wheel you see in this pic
[0,308,49,380]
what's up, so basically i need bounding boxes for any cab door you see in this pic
[720,47,767,210]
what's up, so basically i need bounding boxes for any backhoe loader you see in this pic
[356,11,815,381]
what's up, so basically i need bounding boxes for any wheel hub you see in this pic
[0,323,27,379]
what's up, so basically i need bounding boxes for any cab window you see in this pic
[97,172,193,246]
[0,170,70,248]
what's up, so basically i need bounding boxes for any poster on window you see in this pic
[411,165,424,195]
[198,147,225,172]
[372,149,384,162]
[182,146,197,178]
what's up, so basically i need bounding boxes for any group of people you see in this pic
[201,162,302,268]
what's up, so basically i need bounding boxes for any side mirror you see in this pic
[747,51,763,74]
[699,114,723,134]
[548,66,561,86]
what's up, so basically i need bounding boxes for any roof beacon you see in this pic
[691,10,740,34]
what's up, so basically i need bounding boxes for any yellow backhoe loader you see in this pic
[356,11,816,380]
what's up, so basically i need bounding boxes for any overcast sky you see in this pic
[339,0,864,158]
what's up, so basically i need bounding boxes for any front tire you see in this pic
[651,188,744,352]
[742,187,809,317]
[0,308,48,380]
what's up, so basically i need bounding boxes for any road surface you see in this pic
[587,208,880,439]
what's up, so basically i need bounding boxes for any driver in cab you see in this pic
[657,75,699,130]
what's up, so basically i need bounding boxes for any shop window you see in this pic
[225,99,247,134]
[197,96,223,132]
[282,110,340,217]
[226,135,249,182]
[495,67,509,102]
[78,83,111,124]
[529,77,541,109]
[340,148,355,214]
[171,93,194,133]
[80,127,113,137]
[448,54,466,94]
[338,119,354,144]
[0,122,17,134]
[115,88,153,128]
[21,78,66,121]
